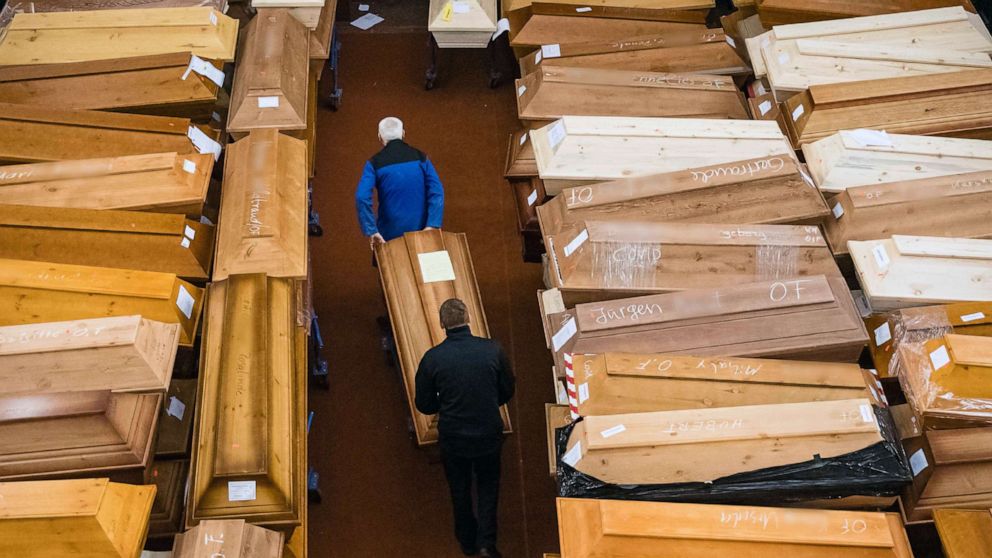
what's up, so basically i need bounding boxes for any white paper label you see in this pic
[187,126,222,161]
[777,52,789,64]
[181,159,197,174]
[577,383,589,404]
[551,318,577,352]
[909,449,928,477]
[212,111,221,122]
[358,3,369,10]
[832,203,844,219]
[418,251,456,283]
[519,133,528,146]
[547,121,566,148]
[452,1,470,13]
[853,290,872,317]
[756,82,767,96]
[257,96,280,108]
[209,11,218,25]
[561,441,582,467]
[184,225,196,239]
[556,382,568,405]
[791,104,804,121]
[176,285,195,319]
[961,312,986,322]
[541,44,561,59]
[600,424,626,438]
[181,54,225,88]
[563,228,589,257]
[872,244,890,269]
[180,237,191,248]
[873,322,891,346]
[535,51,543,64]
[166,396,186,420]
[929,345,951,370]
[576,6,592,11]
[859,403,873,423]
[517,85,526,97]
[527,189,538,206]
[491,18,510,41]
[200,215,214,226]
[848,128,893,148]
[227,481,256,502]
[725,35,736,48]
[758,100,772,116]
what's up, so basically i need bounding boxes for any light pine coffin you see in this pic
[1,0,228,12]
[0,204,214,280]
[850,236,992,311]
[803,131,992,194]
[375,230,512,445]
[0,390,161,480]
[0,258,205,346]
[537,155,827,239]
[0,152,213,215]
[897,335,992,428]
[556,498,913,558]
[428,0,497,48]
[0,315,177,395]
[546,221,840,301]
[568,353,870,416]
[515,67,749,120]
[510,10,706,48]
[530,116,794,193]
[227,10,309,132]
[900,427,992,522]
[823,170,992,256]
[0,53,225,119]
[934,508,992,556]
[749,8,992,93]
[547,275,868,367]
[188,274,306,530]
[173,519,285,558]
[215,129,308,281]
[0,103,223,164]
[782,70,992,147]
[0,8,239,65]
[755,0,976,26]
[517,29,746,76]
[0,478,155,558]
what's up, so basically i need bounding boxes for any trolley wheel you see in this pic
[425,77,436,90]
[488,71,502,89]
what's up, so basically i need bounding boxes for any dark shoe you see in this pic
[460,545,479,556]
[479,548,502,558]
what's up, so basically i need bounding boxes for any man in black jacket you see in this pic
[415,298,515,558]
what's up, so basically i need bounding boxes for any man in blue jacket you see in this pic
[355,116,445,249]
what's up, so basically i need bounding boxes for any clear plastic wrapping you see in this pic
[897,335,992,427]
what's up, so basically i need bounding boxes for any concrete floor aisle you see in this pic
[306,29,559,557]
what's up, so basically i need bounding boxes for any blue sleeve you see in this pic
[355,161,378,236]
[423,159,444,229]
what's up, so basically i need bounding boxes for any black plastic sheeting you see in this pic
[556,405,912,505]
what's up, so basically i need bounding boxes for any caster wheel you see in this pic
[425,78,436,90]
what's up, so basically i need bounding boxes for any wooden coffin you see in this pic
[309,0,338,59]
[375,229,512,445]
[0,152,213,215]
[803,131,992,194]
[934,508,992,556]
[750,8,992,93]
[0,315,178,395]
[517,29,747,76]
[546,403,572,476]
[156,378,197,458]
[505,127,539,178]
[215,130,308,281]
[546,221,839,301]
[0,390,161,480]
[557,498,913,558]
[755,0,976,26]
[0,478,155,558]
[515,66,748,120]
[148,459,188,539]
[531,116,794,193]
[0,103,223,164]
[0,53,224,120]
[0,204,214,280]
[850,236,992,311]
[867,302,992,378]
[173,519,285,558]
[428,0,497,48]
[0,8,238,65]
[824,170,992,256]
[0,258,205,346]
[537,155,827,241]
[547,275,868,366]
[188,274,306,530]
[897,335,992,428]
[900,427,992,522]
[510,6,707,48]
[563,397,883,484]
[782,70,992,147]
[2,0,227,12]
[228,10,308,133]
[568,352,870,416]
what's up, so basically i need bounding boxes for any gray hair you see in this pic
[378,117,404,142]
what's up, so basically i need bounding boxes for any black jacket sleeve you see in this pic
[414,353,440,415]
[496,345,515,406]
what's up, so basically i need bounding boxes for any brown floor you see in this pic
[307,29,559,557]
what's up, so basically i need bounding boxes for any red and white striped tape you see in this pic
[563,353,579,419]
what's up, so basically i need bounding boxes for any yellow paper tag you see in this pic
[442,1,453,21]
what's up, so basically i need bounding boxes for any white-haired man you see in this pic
[355,117,445,248]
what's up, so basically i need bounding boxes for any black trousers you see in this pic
[440,444,502,550]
